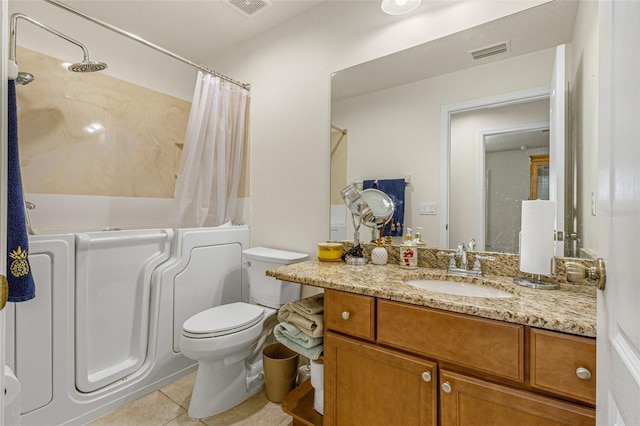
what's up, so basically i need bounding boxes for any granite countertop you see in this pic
[267,260,597,338]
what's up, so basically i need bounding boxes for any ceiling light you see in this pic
[381,0,421,15]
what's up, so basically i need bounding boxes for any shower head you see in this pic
[68,60,108,73]
[10,13,107,82]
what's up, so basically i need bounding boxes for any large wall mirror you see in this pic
[330,0,598,258]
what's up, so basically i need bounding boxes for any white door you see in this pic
[549,44,566,257]
[597,1,640,424]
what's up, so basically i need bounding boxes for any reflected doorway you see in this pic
[481,125,549,253]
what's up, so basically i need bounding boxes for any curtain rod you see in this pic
[43,0,250,90]
[331,124,347,134]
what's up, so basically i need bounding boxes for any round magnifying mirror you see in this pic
[360,189,395,228]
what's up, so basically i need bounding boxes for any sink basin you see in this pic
[405,279,514,298]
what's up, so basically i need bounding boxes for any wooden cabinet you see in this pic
[439,370,595,425]
[288,289,596,425]
[324,331,437,426]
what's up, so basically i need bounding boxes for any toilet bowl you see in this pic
[180,247,308,419]
[180,303,276,419]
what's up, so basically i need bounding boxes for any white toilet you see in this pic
[180,247,308,419]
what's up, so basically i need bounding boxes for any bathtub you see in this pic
[4,224,250,425]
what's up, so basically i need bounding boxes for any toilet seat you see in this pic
[182,302,266,339]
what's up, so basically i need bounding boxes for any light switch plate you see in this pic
[419,202,437,215]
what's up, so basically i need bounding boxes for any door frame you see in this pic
[440,86,550,249]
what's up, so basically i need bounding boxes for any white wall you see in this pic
[213,0,550,256]
[569,0,599,257]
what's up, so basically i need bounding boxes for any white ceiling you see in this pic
[331,0,579,100]
[49,0,328,64]
[485,128,549,153]
[34,0,496,70]
[11,0,575,98]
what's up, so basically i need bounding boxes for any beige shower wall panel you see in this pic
[16,47,190,198]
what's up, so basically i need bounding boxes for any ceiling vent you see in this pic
[469,41,511,60]
[226,0,272,18]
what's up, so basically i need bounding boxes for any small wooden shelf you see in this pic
[281,380,323,426]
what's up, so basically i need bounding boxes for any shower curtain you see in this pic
[174,72,249,228]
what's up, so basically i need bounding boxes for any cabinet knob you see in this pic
[341,311,350,320]
[576,366,592,380]
[421,371,432,382]
[441,381,452,393]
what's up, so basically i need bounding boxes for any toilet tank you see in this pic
[242,247,308,309]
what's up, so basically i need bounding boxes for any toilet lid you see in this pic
[182,302,266,338]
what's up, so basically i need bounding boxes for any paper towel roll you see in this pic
[310,360,324,415]
[313,387,324,415]
[310,359,324,390]
[519,200,555,275]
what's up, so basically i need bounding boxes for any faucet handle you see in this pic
[437,251,456,268]
[472,255,495,272]
[468,238,476,250]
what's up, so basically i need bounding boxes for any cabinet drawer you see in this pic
[530,328,596,405]
[325,289,375,341]
[378,300,524,381]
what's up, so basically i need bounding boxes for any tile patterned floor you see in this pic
[87,373,293,426]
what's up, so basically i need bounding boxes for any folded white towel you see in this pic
[291,293,324,315]
[277,294,324,338]
[275,322,323,348]
[274,322,324,360]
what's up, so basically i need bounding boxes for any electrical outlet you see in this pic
[419,202,437,215]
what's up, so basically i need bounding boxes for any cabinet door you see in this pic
[324,331,437,426]
[439,370,595,426]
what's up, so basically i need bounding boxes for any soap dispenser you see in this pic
[414,227,426,246]
[400,227,417,269]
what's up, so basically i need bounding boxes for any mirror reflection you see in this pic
[330,0,598,258]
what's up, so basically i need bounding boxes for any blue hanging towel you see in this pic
[363,178,405,237]
[6,80,35,302]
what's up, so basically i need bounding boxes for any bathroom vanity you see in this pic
[272,258,596,426]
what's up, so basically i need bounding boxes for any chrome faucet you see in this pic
[455,243,468,270]
[437,242,493,277]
